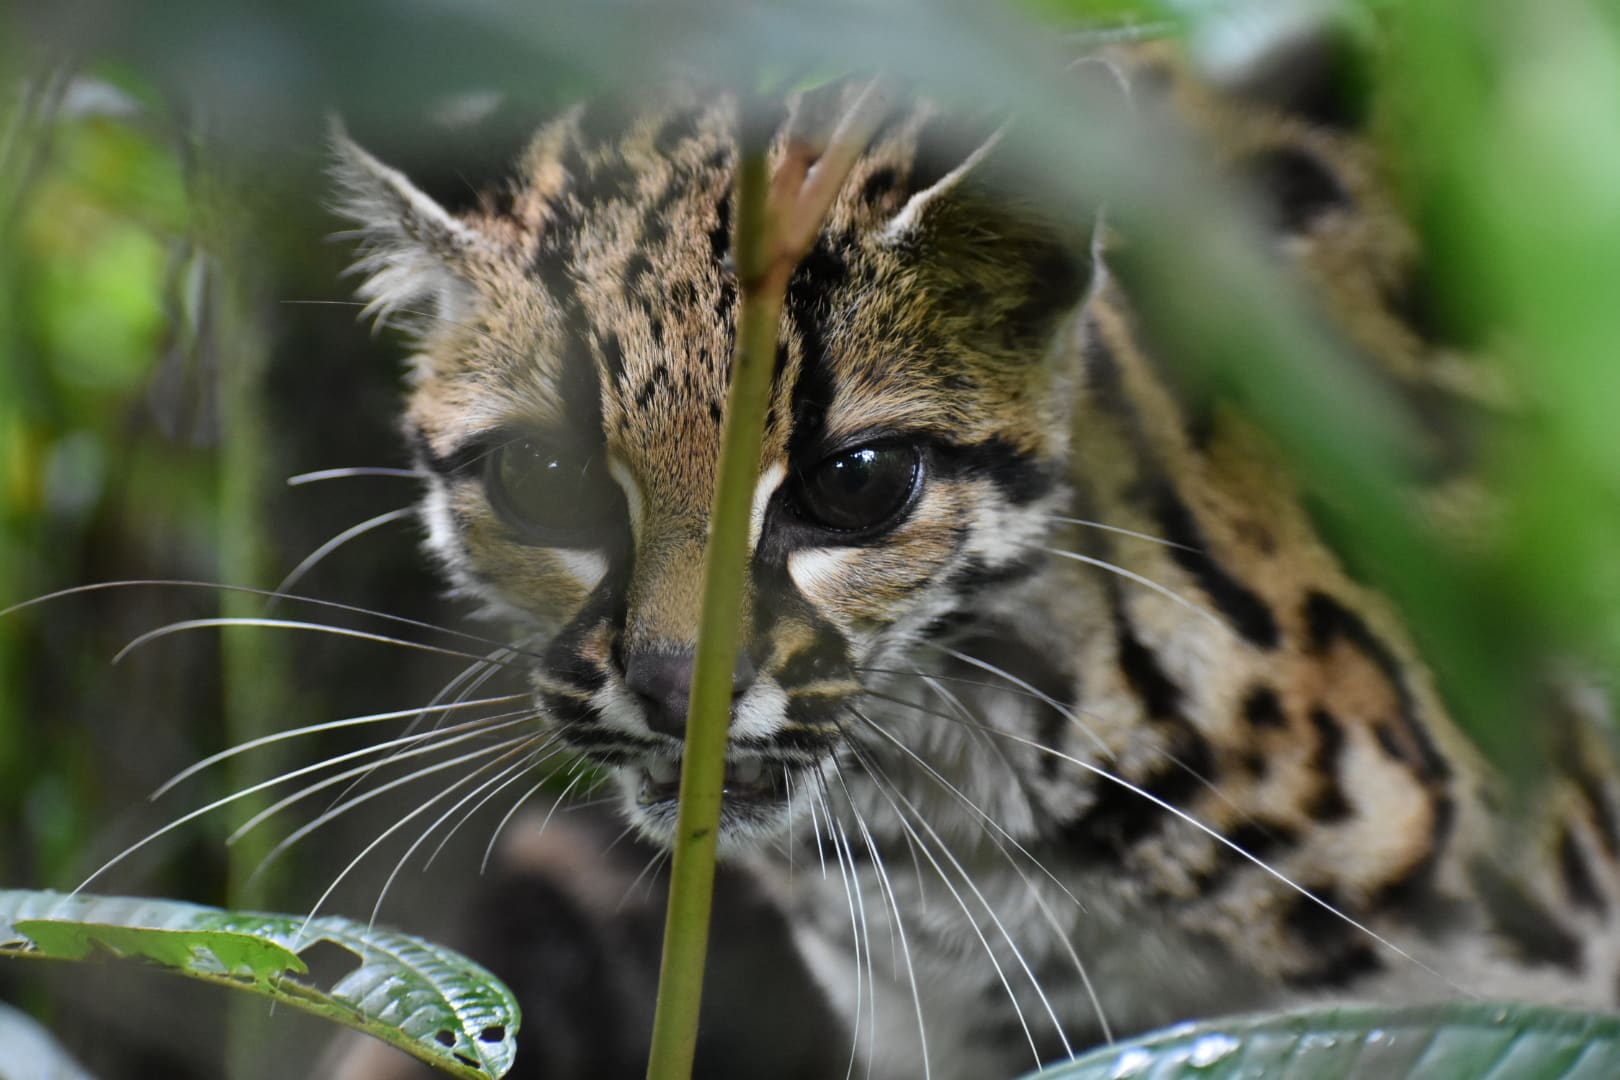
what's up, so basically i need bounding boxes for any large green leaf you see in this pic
[1024,1003,1620,1080]
[0,889,519,1079]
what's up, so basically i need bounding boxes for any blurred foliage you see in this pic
[1,0,1619,1076]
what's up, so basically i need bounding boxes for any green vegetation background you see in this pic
[2,0,1619,1076]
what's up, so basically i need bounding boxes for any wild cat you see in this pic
[307,37,1620,1080]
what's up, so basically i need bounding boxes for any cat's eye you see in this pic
[793,442,922,535]
[484,439,620,546]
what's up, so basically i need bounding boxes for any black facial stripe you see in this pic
[930,437,1052,506]
[410,424,492,478]
[781,240,850,458]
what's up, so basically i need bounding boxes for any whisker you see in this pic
[73,708,525,894]
[2,579,542,659]
[238,717,537,857]
[844,746,1046,1067]
[853,743,1074,1061]
[896,703,1467,995]
[296,733,547,937]
[286,466,418,486]
[114,616,523,669]
[829,759,925,1080]
[1041,546,1223,630]
[425,745,568,871]
[850,707,1086,913]
[851,708,1110,1045]
[1049,515,1198,553]
[479,776,555,874]
[372,742,558,927]
[272,507,414,601]
[152,693,527,798]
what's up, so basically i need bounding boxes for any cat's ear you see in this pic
[328,120,486,329]
[879,115,1099,351]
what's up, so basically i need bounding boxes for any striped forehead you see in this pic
[417,87,1062,497]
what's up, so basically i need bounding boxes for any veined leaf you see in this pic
[0,889,519,1079]
[1023,1002,1620,1079]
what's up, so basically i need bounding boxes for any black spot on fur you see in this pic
[1242,685,1286,729]
[1194,820,1299,896]
[775,633,851,690]
[600,333,626,385]
[860,166,898,205]
[1151,484,1279,648]
[709,192,732,264]
[1306,708,1352,823]
[653,109,699,155]
[1114,611,1182,721]
[1280,887,1382,988]
[1559,826,1606,913]
[1303,591,1449,781]
[622,252,652,291]
[1472,858,1584,972]
[1243,146,1351,233]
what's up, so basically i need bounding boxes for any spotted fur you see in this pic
[332,44,1620,1080]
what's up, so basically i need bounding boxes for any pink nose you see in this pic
[622,647,757,737]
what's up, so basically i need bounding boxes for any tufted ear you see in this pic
[328,120,487,329]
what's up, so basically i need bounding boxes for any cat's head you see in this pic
[332,84,1094,851]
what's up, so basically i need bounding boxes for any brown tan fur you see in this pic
[330,40,1620,1080]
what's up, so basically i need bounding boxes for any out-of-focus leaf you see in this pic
[0,1001,97,1080]
[0,889,521,1080]
[1022,1003,1620,1079]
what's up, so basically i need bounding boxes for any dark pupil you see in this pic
[801,445,917,532]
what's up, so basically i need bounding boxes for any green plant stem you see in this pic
[644,141,778,1080]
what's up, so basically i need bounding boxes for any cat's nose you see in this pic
[623,647,756,738]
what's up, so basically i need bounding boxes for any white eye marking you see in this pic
[749,461,787,553]
[788,547,855,600]
[608,456,643,542]
[555,549,608,592]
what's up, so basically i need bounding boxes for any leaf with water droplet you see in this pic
[1022,1002,1620,1079]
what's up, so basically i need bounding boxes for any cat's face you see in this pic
[333,86,1090,851]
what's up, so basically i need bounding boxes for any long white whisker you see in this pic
[272,507,413,600]
[852,709,1110,1045]
[71,710,523,895]
[297,734,545,938]
[815,773,866,1080]
[962,721,1468,995]
[2,579,539,658]
[372,742,556,926]
[424,743,566,870]
[847,747,1045,1066]
[115,617,521,668]
[1041,546,1224,630]
[152,694,527,798]
[830,759,929,1080]
[286,466,418,486]
[859,746,1073,1061]
[480,774,557,874]
[232,713,536,847]
[1049,515,1197,553]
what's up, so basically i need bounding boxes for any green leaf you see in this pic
[0,889,520,1079]
[1023,1003,1620,1080]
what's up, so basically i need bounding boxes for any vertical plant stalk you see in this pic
[645,83,887,1080]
